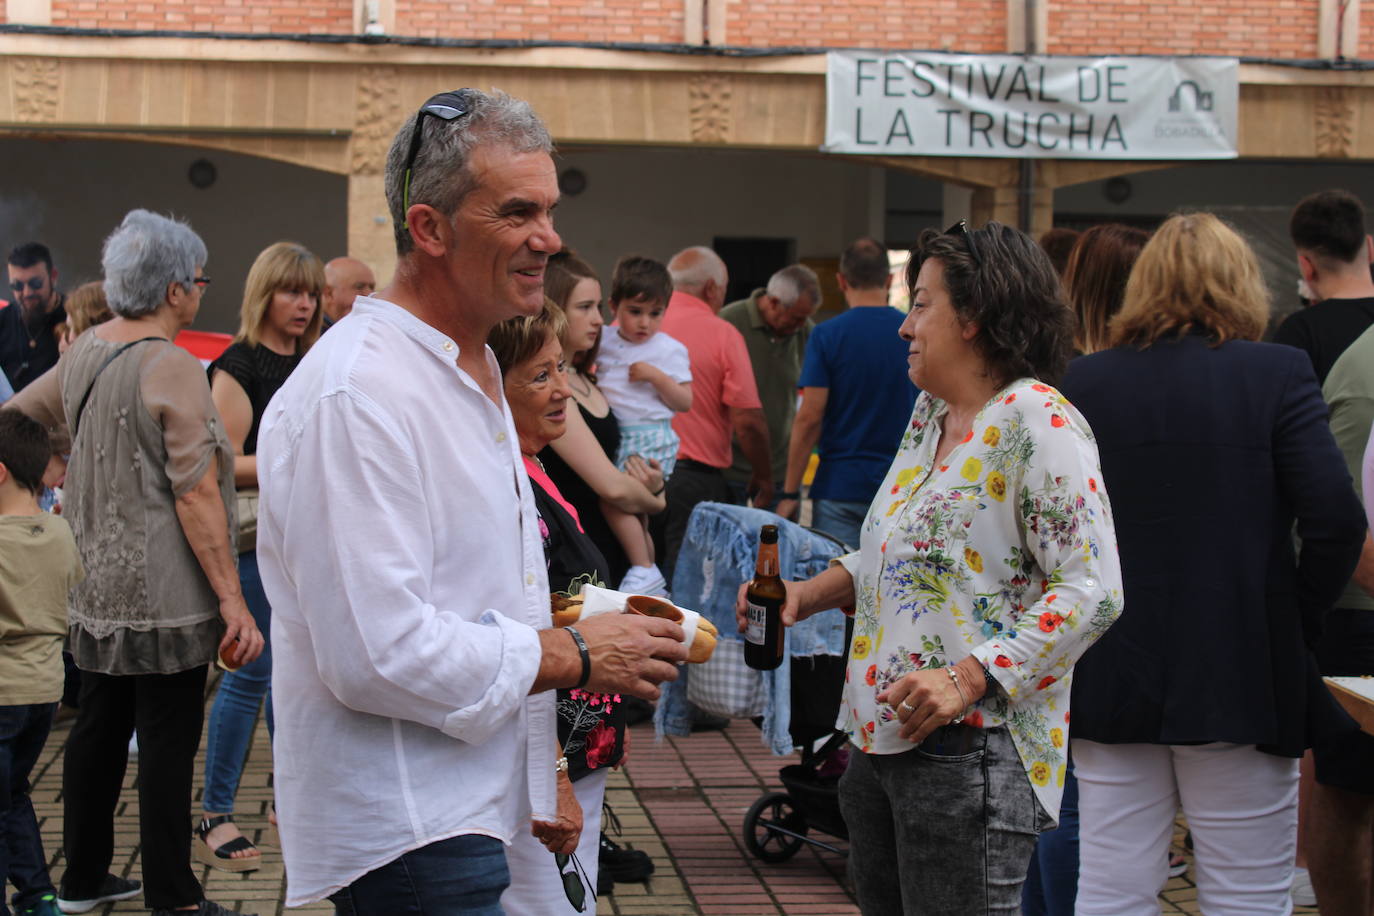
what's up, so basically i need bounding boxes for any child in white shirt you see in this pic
[596,256,692,594]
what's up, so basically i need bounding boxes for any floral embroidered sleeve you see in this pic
[968,387,1123,702]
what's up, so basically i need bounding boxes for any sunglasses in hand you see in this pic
[555,850,594,912]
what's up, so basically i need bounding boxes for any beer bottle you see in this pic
[745,524,786,670]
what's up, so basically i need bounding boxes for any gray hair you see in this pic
[766,264,821,310]
[101,210,207,318]
[667,246,727,295]
[385,88,554,256]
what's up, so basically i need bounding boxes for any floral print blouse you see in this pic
[837,378,1123,820]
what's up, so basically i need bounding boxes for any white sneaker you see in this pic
[619,564,668,597]
[1292,866,1317,907]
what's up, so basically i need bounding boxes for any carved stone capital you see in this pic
[689,74,732,144]
[351,66,402,175]
[1315,86,1355,159]
[13,58,60,123]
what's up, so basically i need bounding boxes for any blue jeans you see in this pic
[1021,758,1079,916]
[810,498,868,551]
[0,702,57,916]
[202,551,273,814]
[839,726,1044,916]
[329,834,510,915]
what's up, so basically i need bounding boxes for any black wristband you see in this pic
[778,490,801,500]
[651,484,666,496]
[565,626,591,689]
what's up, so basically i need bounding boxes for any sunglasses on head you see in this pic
[555,851,594,912]
[10,277,45,292]
[401,89,475,230]
[945,219,984,269]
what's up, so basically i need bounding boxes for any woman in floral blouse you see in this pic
[741,221,1122,915]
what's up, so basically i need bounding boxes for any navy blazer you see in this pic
[1060,333,1365,755]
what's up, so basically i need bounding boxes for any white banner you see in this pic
[825,52,1238,160]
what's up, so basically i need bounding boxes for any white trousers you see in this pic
[1073,739,1299,916]
[501,768,607,916]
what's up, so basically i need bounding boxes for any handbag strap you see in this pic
[72,336,166,440]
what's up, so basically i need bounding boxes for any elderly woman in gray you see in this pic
[7,210,263,916]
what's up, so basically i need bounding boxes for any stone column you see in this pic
[348,66,403,286]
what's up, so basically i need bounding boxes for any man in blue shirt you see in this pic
[776,237,917,549]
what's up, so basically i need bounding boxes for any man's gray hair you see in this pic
[101,210,207,318]
[384,89,554,256]
[667,246,727,295]
[766,264,821,309]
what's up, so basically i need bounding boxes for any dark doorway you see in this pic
[714,236,795,304]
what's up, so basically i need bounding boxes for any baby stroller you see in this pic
[653,501,855,863]
[743,728,850,861]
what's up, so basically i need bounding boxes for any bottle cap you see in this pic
[760,524,779,544]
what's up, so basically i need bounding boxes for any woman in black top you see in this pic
[197,242,324,871]
[539,250,665,584]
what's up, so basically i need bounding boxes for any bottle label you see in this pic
[746,600,767,645]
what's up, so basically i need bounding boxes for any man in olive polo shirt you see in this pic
[720,263,820,506]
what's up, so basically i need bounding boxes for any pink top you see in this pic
[660,291,762,469]
[523,454,582,531]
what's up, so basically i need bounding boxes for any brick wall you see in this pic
[1360,6,1374,58]
[726,0,1005,49]
[397,0,685,43]
[50,0,354,33]
[1048,0,1321,57]
[21,0,1330,56]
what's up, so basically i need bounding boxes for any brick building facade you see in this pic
[0,0,1370,313]
[7,0,1354,57]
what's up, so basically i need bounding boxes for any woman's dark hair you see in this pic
[0,409,52,495]
[1063,224,1151,354]
[545,248,603,378]
[907,221,1075,387]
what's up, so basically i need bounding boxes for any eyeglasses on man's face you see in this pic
[400,89,475,229]
[10,276,46,293]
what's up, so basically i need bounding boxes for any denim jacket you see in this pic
[655,502,849,754]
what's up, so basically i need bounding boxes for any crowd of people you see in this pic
[0,84,1371,916]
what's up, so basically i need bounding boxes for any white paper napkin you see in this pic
[579,584,701,652]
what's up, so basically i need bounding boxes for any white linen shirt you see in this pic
[256,296,556,906]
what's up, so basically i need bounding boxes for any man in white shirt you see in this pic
[256,88,686,913]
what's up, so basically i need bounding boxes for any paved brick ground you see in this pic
[26,687,1320,915]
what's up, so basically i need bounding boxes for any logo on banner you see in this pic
[1156,79,1226,143]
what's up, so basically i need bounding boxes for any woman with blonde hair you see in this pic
[197,241,323,871]
[57,280,116,352]
[1061,213,1366,914]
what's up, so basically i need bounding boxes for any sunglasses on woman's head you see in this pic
[400,89,475,229]
[945,219,984,269]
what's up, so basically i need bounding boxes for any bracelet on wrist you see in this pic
[777,490,801,501]
[651,484,665,496]
[946,666,969,724]
[565,626,591,689]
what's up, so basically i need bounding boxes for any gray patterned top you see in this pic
[11,331,235,674]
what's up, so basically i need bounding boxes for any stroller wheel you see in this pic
[743,792,808,862]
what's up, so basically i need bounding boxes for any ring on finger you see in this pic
[898,698,915,715]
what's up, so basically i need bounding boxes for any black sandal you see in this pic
[194,815,262,873]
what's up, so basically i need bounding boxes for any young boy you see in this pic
[595,256,693,595]
[0,410,83,916]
